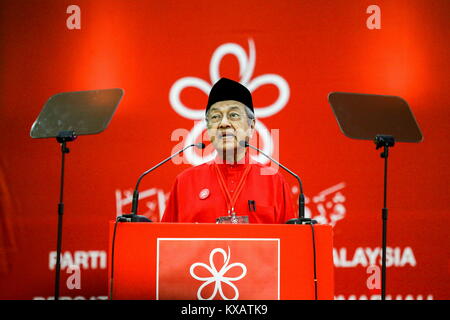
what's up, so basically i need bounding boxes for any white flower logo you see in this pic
[189,247,247,300]
[169,39,290,165]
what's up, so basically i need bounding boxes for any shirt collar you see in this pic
[213,150,252,171]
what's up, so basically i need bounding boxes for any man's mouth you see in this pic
[219,132,235,140]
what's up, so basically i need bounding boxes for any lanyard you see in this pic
[214,163,252,216]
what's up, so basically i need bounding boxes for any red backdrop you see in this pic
[0,0,449,300]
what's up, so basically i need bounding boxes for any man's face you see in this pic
[206,100,254,157]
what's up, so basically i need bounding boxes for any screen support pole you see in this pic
[54,130,77,300]
[374,134,395,301]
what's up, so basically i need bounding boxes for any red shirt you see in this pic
[161,154,297,224]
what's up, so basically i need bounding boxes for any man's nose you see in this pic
[218,115,232,128]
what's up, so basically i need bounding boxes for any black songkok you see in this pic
[206,78,254,114]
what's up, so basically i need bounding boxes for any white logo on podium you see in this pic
[189,247,247,300]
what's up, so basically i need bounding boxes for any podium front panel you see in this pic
[108,222,334,300]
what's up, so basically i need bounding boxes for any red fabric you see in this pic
[162,154,297,224]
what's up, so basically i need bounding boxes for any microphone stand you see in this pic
[242,141,315,225]
[118,143,205,222]
[374,134,394,300]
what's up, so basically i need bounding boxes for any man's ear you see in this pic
[248,120,255,138]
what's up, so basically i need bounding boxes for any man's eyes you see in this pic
[209,112,242,121]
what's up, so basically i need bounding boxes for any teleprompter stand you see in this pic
[328,92,423,300]
[374,134,395,299]
[30,88,124,300]
[54,130,76,300]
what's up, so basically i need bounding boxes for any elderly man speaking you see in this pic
[162,78,296,224]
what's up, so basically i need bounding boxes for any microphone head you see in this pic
[195,142,206,149]
[239,140,249,147]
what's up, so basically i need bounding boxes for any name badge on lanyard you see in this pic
[214,164,251,224]
[216,214,249,224]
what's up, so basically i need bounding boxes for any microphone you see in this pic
[239,140,315,224]
[118,142,206,222]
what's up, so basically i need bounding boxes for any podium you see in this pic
[108,222,334,300]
